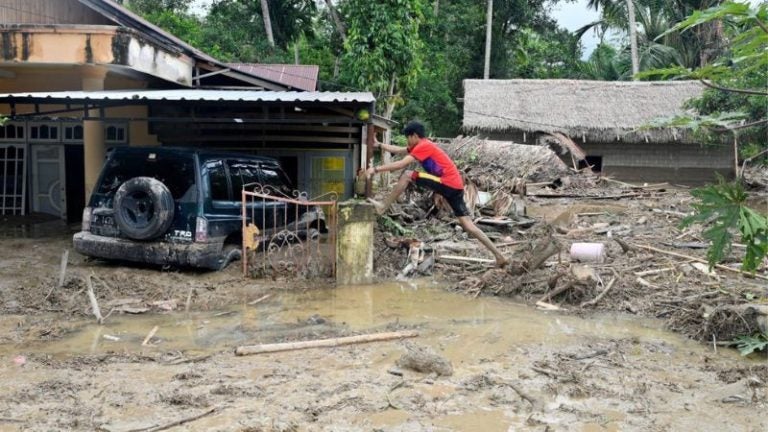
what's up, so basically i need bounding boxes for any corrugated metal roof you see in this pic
[0,89,375,104]
[229,64,319,91]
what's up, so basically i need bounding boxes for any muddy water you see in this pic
[2,280,727,360]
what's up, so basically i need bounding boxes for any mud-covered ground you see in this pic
[0,212,767,431]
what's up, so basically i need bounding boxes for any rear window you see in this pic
[97,151,196,200]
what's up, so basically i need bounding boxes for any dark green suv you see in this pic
[73,147,323,270]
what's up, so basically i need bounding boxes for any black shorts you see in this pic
[411,172,469,217]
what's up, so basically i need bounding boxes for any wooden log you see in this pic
[127,407,218,432]
[234,330,419,356]
[633,244,768,281]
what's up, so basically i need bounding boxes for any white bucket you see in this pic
[570,242,605,263]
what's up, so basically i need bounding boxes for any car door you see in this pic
[202,159,240,239]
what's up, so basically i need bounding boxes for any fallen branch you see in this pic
[234,330,419,356]
[580,277,617,308]
[142,325,159,346]
[633,244,768,281]
[85,274,104,325]
[127,407,218,432]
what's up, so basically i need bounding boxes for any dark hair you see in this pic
[402,121,426,138]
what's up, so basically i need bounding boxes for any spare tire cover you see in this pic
[113,177,175,240]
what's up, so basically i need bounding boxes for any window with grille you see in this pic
[0,144,26,215]
[63,124,84,142]
[0,123,25,141]
[29,123,60,142]
[105,124,127,144]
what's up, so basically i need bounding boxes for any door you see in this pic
[30,145,66,219]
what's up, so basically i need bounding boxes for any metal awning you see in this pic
[0,89,376,104]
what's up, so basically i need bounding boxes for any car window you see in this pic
[97,151,195,200]
[205,160,230,201]
[260,164,293,193]
[228,160,261,195]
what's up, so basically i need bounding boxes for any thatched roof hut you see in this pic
[462,79,705,144]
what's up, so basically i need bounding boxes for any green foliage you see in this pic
[378,215,414,236]
[681,178,768,272]
[640,1,767,153]
[339,0,427,114]
[509,28,582,78]
[732,333,768,356]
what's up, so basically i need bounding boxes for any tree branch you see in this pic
[699,79,768,96]
[753,17,768,34]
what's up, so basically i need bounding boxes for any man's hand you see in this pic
[365,166,377,178]
[373,140,382,149]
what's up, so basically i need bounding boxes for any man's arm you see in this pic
[374,141,408,155]
[366,155,416,177]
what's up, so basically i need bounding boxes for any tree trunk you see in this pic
[626,0,639,78]
[384,74,397,119]
[294,42,300,64]
[260,0,275,48]
[483,0,493,79]
[324,0,347,43]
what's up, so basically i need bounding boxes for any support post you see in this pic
[336,201,375,286]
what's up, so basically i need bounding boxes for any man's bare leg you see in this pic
[368,170,413,215]
[457,215,508,267]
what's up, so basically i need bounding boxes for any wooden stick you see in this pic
[57,249,69,288]
[437,255,494,265]
[127,407,218,432]
[247,293,272,305]
[580,277,617,308]
[42,250,69,304]
[234,330,418,356]
[142,325,159,346]
[184,287,194,313]
[633,244,768,281]
[85,274,104,324]
[634,267,676,277]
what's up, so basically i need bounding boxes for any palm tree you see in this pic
[576,0,726,79]
[260,0,275,47]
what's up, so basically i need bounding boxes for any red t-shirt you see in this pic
[408,138,464,189]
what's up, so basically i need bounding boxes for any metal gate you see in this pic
[241,184,338,279]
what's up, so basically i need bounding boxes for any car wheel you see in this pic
[114,177,175,240]
[218,244,242,271]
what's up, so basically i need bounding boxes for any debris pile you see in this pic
[373,137,768,346]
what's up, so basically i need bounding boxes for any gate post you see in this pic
[336,200,375,286]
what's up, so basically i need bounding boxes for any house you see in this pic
[0,0,386,222]
[462,79,734,184]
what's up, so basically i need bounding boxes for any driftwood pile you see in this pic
[373,138,768,347]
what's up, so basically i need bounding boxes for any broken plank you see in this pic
[234,330,419,356]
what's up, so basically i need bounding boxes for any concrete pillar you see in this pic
[336,201,376,286]
[81,67,107,202]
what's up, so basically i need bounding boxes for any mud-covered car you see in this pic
[73,147,324,270]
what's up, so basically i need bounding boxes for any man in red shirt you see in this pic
[366,121,508,267]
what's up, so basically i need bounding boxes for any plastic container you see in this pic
[570,242,606,263]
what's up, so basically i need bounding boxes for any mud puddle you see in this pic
[3,280,718,360]
[1,281,765,431]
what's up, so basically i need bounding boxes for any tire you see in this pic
[218,244,242,271]
[114,177,175,240]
